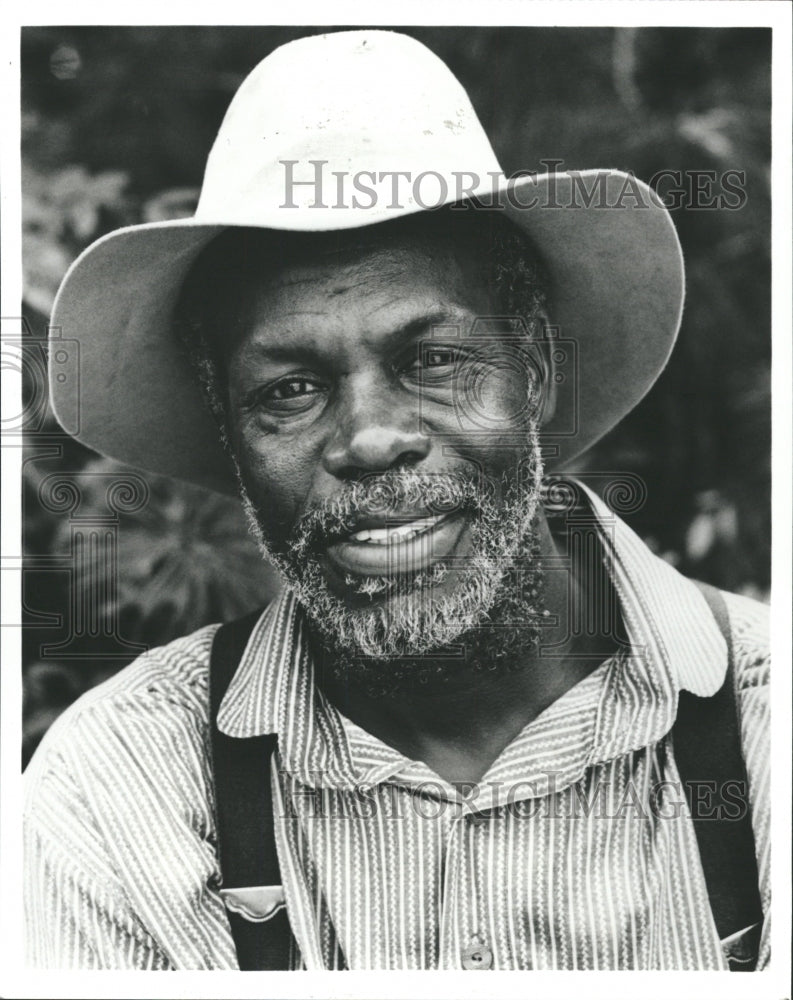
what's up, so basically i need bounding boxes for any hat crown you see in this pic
[196,30,503,228]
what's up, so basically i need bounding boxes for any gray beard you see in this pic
[236,427,545,690]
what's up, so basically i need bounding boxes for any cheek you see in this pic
[455,350,538,429]
[478,371,535,428]
[434,362,537,472]
[231,424,318,542]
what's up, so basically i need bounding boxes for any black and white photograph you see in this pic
[1,3,790,997]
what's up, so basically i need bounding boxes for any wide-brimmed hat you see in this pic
[49,29,684,495]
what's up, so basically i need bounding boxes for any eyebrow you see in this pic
[243,308,472,363]
[388,309,470,342]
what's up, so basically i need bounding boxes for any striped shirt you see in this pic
[23,485,770,970]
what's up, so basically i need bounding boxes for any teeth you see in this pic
[348,515,443,545]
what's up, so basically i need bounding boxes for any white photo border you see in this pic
[2,3,790,998]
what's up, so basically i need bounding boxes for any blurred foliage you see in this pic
[22,453,280,765]
[20,26,770,765]
[46,457,280,636]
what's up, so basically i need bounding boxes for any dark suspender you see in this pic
[674,581,763,969]
[210,585,762,971]
[209,608,291,970]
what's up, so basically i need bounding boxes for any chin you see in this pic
[307,550,510,662]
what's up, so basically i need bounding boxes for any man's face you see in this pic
[219,223,546,668]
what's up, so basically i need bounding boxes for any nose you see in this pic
[321,376,431,479]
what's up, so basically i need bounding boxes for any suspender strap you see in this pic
[674,581,763,969]
[209,609,291,971]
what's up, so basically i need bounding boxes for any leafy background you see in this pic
[20,27,771,766]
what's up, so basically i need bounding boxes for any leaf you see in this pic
[51,457,280,646]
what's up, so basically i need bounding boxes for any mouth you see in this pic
[323,510,468,578]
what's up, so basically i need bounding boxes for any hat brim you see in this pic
[49,170,684,495]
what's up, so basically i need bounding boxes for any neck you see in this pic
[314,514,619,786]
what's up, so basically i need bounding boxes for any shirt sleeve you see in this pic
[23,720,171,969]
[724,590,771,970]
[24,815,170,968]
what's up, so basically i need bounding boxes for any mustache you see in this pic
[286,470,496,559]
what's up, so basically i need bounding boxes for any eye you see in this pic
[402,345,469,382]
[424,347,460,368]
[259,377,325,413]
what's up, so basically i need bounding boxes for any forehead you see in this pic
[206,221,494,356]
[255,239,481,315]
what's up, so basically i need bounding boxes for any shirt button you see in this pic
[461,940,493,970]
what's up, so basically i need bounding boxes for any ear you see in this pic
[531,309,559,427]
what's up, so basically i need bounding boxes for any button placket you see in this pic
[438,807,465,967]
[459,805,495,970]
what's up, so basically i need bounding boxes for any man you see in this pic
[24,30,769,970]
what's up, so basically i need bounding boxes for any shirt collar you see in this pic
[578,481,727,696]
[575,481,727,768]
[217,478,727,784]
